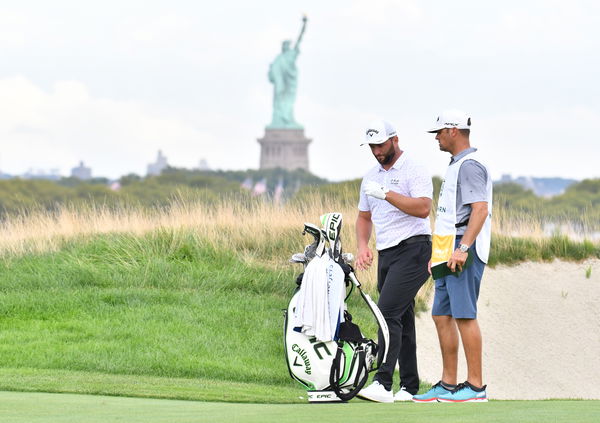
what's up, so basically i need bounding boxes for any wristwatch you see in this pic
[458,244,470,253]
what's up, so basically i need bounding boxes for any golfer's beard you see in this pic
[377,152,394,165]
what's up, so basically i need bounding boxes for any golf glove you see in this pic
[364,181,389,200]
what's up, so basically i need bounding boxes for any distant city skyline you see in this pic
[1,1,599,181]
[0,150,211,180]
[2,153,579,194]
[0,160,578,199]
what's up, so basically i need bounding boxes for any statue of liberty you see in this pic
[267,16,307,129]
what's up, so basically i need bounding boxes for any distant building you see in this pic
[23,168,61,181]
[147,150,168,176]
[197,158,210,171]
[257,129,311,171]
[71,161,92,180]
[495,174,577,197]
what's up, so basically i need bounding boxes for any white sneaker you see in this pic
[357,381,394,403]
[394,386,414,402]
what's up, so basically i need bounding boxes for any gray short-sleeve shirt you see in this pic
[451,148,488,235]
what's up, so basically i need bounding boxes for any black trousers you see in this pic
[374,237,431,394]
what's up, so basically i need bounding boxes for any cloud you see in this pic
[477,107,600,179]
[494,1,594,48]
[297,93,449,182]
[0,9,32,48]
[0,76,219,178]
[342,0,423,26]
[124,12,193,45]
[0,1,598,183]
[315,0,424,51]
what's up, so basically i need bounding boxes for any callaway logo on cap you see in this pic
[361,120,397,145]
[427,109,471,133]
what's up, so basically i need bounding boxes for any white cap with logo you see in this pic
[427,109,471,133]
[361,119,397,145]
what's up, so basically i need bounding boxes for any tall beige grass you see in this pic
[492,202,600,241]
[0,198,378,288]
[2,194,595,294]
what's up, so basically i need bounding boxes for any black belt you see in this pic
[455,218,469,228]
[380,235,431,253]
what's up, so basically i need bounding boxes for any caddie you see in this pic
[413,110,492,403]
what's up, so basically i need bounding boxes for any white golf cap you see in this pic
[427,109,471,133]
[361,119,397,145]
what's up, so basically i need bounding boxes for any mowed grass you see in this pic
[1,391,599,423]
[0,201,599,410]
[0,230,379,402]
[0,368,305,403]
[0,231,295,384]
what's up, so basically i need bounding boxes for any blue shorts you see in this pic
[431,240,486,319]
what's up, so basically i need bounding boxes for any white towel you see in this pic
[291,254,345,342]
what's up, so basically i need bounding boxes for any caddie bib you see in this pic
[432,151,492,269]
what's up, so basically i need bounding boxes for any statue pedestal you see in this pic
[257,128,312,171]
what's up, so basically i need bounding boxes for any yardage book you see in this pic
[431,251,474,280]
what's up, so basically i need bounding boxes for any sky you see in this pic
[1,0,599,181]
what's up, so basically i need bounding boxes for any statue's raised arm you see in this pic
[294,15,307,51]
[267,15,307,129]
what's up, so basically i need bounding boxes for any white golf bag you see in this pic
[283,212,389,402]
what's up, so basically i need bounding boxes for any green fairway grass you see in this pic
[1,225,598,409]
[0,231,378,400]
[1,391,599,423]
[0,368,305,404]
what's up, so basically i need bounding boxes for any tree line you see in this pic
[0,167,326,216]
[1,169,599,227]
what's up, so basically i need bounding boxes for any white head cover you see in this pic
[427,109,471,133]
[361,119,397,145]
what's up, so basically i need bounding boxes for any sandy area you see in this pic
[414,259,600,399]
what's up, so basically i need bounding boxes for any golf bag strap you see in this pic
[348,271,389,366]
[352,347,367,388]
[358,288,389,367]
[329,344,369,402]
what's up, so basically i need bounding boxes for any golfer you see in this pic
[355,119,432,403]
[413,110,492,403]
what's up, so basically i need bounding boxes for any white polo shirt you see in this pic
[358,153,433,251]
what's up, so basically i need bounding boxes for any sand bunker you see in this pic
[415,259,600,400]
